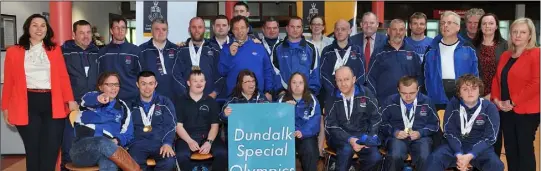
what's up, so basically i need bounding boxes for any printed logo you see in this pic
[168,50,175,58]
[125,56,132,65]
[199,105,209,111]
[155,105,162,116]
[350,52,357,60]
[115,113,122,122]
[406,52,413,60]
[301,53,308,61]
[359,97,367,108]
[252,51,258,56]
[475,119,485,125]
[208,50,214,56]
[303,110,310,120]
[420,106,427,116]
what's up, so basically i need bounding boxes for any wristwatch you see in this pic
[206,139,214,144]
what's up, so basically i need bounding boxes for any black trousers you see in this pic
[501,111,540,171]
[493,111,504,157]
[296,136,319,171]
[16,92,65,171]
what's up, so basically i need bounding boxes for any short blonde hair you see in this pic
[508,17,538,52]
[440,11,461,27]
[465,8,485,20]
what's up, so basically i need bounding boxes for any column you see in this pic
[372,1,384,26]
[225,1,237,20]
[49,1,72,44]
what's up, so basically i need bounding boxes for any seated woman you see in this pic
[221,69,270,142]
[69,72,140,171]
[423,74,503,171]
[277,72,321,171]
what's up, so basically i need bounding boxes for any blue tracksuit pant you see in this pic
[384,137,432,171]
[128,139,176,171]
[423,144,504,171]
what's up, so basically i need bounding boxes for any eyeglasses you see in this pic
[440,21,458,26]
[103,83,120,88]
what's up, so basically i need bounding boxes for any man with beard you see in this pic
[367,19,422,103]
[219,16,274,100]
[424,11,478,111]
[272,16,320,96]
[405,12,433,62]
[97,16,141,100]
[60,20,100,171]
[128,71,177,170]
[260,17,281,56]
[139,19,181,101]
[173,17,222,99]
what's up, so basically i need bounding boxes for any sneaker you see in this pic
[192,166,200,171]
[201,166,209,171]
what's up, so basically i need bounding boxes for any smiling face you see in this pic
[241,75,256,95]
[136,76,158,100]
[189,18,205,42]
[387,21,406,44]
[99,76,120,99]
[29,17,47,42]
[73,24,92,48]
[187,73,206,94]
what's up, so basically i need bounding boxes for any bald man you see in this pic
[173,17,222,99]
[320,19,367,99]
[325,66,382,171]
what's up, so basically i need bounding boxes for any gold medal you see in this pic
[191,65,201,71]
[404,128,411,134]
[143,125,152,132]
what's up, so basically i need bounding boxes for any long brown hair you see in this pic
[282,72,313,106]
[230,69,259,98]
[96,72,121,90]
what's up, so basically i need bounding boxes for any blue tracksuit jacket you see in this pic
[173,38,223,97]
[423,35,479,105]
[443,98,499,158]
[130,93,176,147]
[272,38,320,95]
[325,85,381,146]
[76,91,134,147]
[320,39,366,99]
[379,93,439,140]
[61,40,100,102]
[367,41,423,103]
[219,39,274,96]
[97,42,142,100]
[139,39,180,100]
[277,94,321,139]
[219,92,270,121]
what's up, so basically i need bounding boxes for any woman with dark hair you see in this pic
[220,69,270,142]
[277,72,321,171]
[472,13,508,157]
[69,72,140,171]
[308,15,333,57]
[1,14,78,171]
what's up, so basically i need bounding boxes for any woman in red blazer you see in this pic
[1,14,78,171]
[491,17,540,171]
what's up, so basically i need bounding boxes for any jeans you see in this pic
[70,136,119,171]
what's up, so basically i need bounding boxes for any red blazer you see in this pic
[1,45,74,125]
[491,47,540,114]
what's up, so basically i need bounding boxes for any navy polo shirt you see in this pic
[175,95,220,135]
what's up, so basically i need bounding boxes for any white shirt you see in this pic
[363,33,376,56]
[439,41,459,79]
[24,42,51,89]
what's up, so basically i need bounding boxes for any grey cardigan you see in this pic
[475,38,508,79]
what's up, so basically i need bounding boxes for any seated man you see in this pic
[128,71,177,170]
[380,76,439,171]
[424,74,503,171]
[325,66,382,171]
[175,69,227,171]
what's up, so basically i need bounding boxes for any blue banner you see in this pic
[227,103,296,171]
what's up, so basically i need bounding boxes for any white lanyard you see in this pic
[157,48,167,74]
[332,46,352,75]
[342,95,354,121]
[262,38,273,55]
[218,37,230,49]
[400,98,417,130]
[189,40,204,67]
[139,104,156,126]
[459,99,483,136]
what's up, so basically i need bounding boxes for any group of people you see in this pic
[1,2,539,171]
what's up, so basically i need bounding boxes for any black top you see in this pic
[500,57,518,101]
[175,95,220,134]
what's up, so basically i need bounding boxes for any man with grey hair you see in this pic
[423,11,479,110]
[351,12,387,72]
[367,19,422,104]
[461,8,485,43]
[139,18,181,102]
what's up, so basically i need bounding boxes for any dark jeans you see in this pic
[16,92,65,171]
[423,144,503,171]
[501,111,540,171]
[384,137,432,171]
[329,139,382,171]
[176,133,228,171]
[70,137,119,171]
[128,139,176,170]
[296,136,319,171]
[61,119,74,171]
